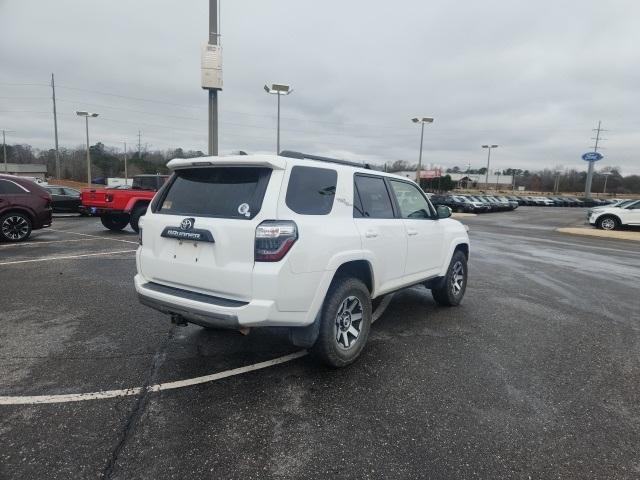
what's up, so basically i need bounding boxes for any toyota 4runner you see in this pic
[135,151,470,367]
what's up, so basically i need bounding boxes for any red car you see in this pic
[0,175,52,242]
[81,174,168,232]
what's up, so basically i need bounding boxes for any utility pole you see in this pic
[137,130,142,161]
[206,0,219,155]
[123,142,128,182]
[51,73,61,179]
[3,129,14,174]
[584,121,606,199]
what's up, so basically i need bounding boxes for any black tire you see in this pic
[100,213,130,231]
[0,212,32,242]
[431,250,468,307]
[596,215,619,231]
[311,277,372,368]
[129,204,148,233]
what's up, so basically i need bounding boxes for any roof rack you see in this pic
[279,150,371,169]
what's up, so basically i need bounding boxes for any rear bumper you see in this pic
[33,208,53,229]
[79,206,124,216]
[134,274,309,328]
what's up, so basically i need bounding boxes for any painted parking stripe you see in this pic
[48,228,139,244]
[0,350,308,405]
[0,249,137,266]
[0,293,395,406]
[0,238,107,248]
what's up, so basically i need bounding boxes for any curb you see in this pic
[556,227,640,242]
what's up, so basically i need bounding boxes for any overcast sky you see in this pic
[1,0,639,174]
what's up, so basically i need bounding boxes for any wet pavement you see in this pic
[1,207,639,479]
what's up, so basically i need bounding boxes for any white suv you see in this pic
[135,151,470,367]
[588,199,640,230]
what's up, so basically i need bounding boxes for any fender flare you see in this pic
[438,237,470,276]
[123,198,150,214]
[290,252,376,348]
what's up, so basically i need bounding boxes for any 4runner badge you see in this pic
[161,218,214,243]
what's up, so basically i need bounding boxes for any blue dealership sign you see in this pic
[582,152,604,162]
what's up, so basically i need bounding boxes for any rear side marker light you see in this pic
[255,221,298,262]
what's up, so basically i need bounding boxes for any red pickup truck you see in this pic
[81,174,168,232]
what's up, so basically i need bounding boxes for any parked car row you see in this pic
[433,193,621,210]
[430,194,519,213]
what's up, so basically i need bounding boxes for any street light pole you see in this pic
[207,0,219,156]
[482,145,499,189]
[602,171,612,195]
[123,142,128,182]
[412,117,434,186]
[76,111,99,186]
[2,129,13,174]
[84,117,91,185]
[264,84,293,154]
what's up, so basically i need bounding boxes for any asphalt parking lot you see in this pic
[1,207,639,479]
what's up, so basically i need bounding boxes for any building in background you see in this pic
[1,163,48,180]
[395,170,513,190]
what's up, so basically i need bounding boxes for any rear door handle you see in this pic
[365,230,378,238]
[407,229,418,236]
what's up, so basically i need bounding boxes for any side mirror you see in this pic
[437,205,452,219]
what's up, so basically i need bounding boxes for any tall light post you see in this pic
[412,117,434,185]
[601,171,613,195]
[76,111,99,186]
[482,144,499,189]
[264,83,293,154]
[2,129,15,174]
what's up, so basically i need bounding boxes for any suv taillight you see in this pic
[255,221,297,262]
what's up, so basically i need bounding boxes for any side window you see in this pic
[389,180,432,219]
[285,166,337,215]
[353,175,395,219]
[0,179,28,195]
[48,187,64,195]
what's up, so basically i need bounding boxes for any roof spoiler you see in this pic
[280,150,371,169]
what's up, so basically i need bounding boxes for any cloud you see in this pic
[1,0,638,173]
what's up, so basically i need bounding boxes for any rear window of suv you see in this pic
[156,167,271,219]
[285,166,337,215]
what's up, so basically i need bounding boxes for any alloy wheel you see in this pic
[451,261,465,296]
[2,215,29,241]
[601,218,616,230]
[334,295,364,349]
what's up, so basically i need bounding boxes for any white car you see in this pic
[588,200,640,230]
[532,196,555,206]
[135,151,470,367]
[587,199,634,218]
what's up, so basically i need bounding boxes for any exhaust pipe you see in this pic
[170,313,188,327]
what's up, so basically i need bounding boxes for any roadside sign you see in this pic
[582,152,603,162]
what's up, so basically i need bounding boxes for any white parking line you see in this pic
[0,293,395,406]
[0,238,106,248]
[0,350,308,405]
[48,228,139,244]
[0,249,137,266]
